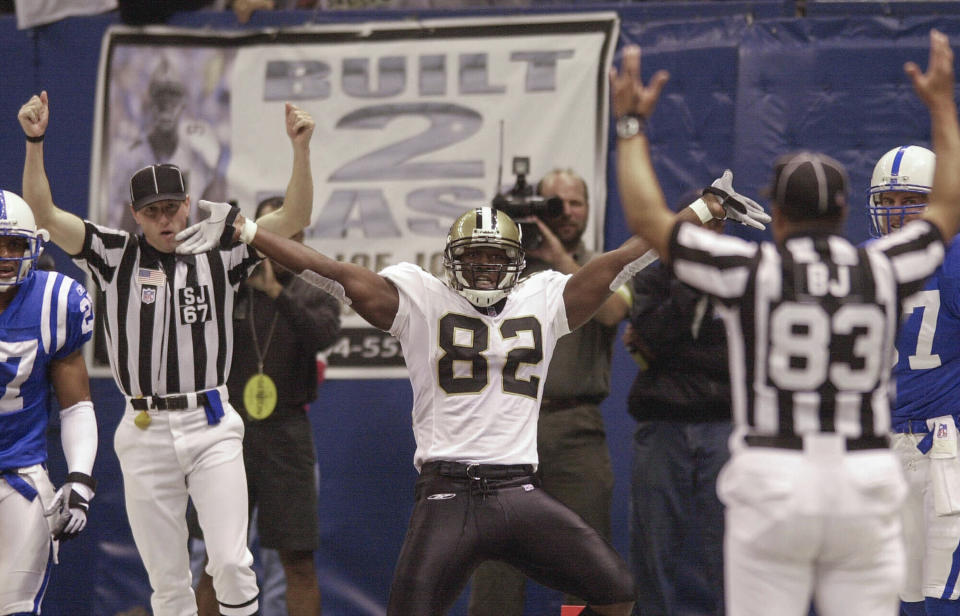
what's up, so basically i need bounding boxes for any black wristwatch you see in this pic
[616,113,646,139]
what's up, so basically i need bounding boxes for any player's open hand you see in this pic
[19,91,49,140]
[286,103,315,147]
[45,481,94,542]
[609,45,670,121]
[175,200,241,254]
[705,170,772,230]
[906,29,955,110]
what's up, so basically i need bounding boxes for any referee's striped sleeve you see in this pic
[669,221,759,302]
[74,220,130,288]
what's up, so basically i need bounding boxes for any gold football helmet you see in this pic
[443,207,525,307]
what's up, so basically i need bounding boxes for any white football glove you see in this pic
[175,200,240,254]
[45,477,95,542]
[703,169,771,231]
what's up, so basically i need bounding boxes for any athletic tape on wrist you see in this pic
[239,217,258,244]
[609,248,659,291]
[299,270,352,306]
[689,198,715,224]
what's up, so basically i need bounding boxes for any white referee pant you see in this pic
[719,430,907,616]
[114,388,258,616]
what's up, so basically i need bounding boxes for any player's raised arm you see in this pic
[563,206,704,330]
[19,91,86,255]
[911,30,960,241]
[239,215,398,330]
[254,103,315,238]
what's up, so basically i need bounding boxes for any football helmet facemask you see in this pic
[0,191,49,291]
[868,145,934,237]
[444,207,525,307]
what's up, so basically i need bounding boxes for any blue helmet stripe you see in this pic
[889,146,909,184]
[0,190,6,219]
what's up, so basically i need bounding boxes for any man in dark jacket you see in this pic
[624,214,731,616]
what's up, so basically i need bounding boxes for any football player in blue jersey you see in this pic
[0,190,97,616]
[870,145,960,616]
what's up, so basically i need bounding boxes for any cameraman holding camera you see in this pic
[467,167,630,615]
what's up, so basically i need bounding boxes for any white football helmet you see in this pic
[868,145,934,237]
[0,191,49,290]
[443,207,525,307]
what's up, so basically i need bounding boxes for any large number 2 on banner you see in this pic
[0,339,38,414]
[768,302,884,391]
[437,314,543,398]
[331,103,483,181]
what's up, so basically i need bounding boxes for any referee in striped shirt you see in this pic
[18,91,317,616]
[611,32,960,616]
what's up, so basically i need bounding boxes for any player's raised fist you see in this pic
[18,90,49,139]
[285,103,315,146]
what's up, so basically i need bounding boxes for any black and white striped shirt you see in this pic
[75,221,260,397]
[669,219,945,439]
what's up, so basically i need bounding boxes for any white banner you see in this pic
[90,14,619,378]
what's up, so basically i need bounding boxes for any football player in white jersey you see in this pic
[176,186,768,614]
[0,190,97,616]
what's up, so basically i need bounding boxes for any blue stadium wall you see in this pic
[0,3,958,614]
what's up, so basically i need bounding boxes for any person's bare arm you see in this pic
[913,31,960,241]
[241,218,399,330]
[19,91,86,255]
[50,348,93,410]
[524,217,629,327]
[562,208,707,330]
[611,46,675,258]
[255,103,315,239]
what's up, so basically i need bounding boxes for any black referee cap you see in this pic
[130,164,186,211]
[769,152,848,220]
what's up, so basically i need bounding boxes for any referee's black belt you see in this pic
[425,461,535,480]
[130,391,211,411]
[744,434,890,451]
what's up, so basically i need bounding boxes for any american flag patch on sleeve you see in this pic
[136,268,166,286]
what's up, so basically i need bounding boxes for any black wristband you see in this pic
[702,186,745,215]
[26,134,44,143]
[66,471,97,492]
[218,205,242,249]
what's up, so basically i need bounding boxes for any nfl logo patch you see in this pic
[938,423,949,438]
[141,287,157,305]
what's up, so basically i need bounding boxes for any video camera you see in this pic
[491,157,563,250]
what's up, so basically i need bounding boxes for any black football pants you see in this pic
[387,464,634,616]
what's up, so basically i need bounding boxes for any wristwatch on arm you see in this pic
[616,113,647,139]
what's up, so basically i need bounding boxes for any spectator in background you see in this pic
[623,191,731,616]
[193,195,341,616]
[467,168,628,614]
